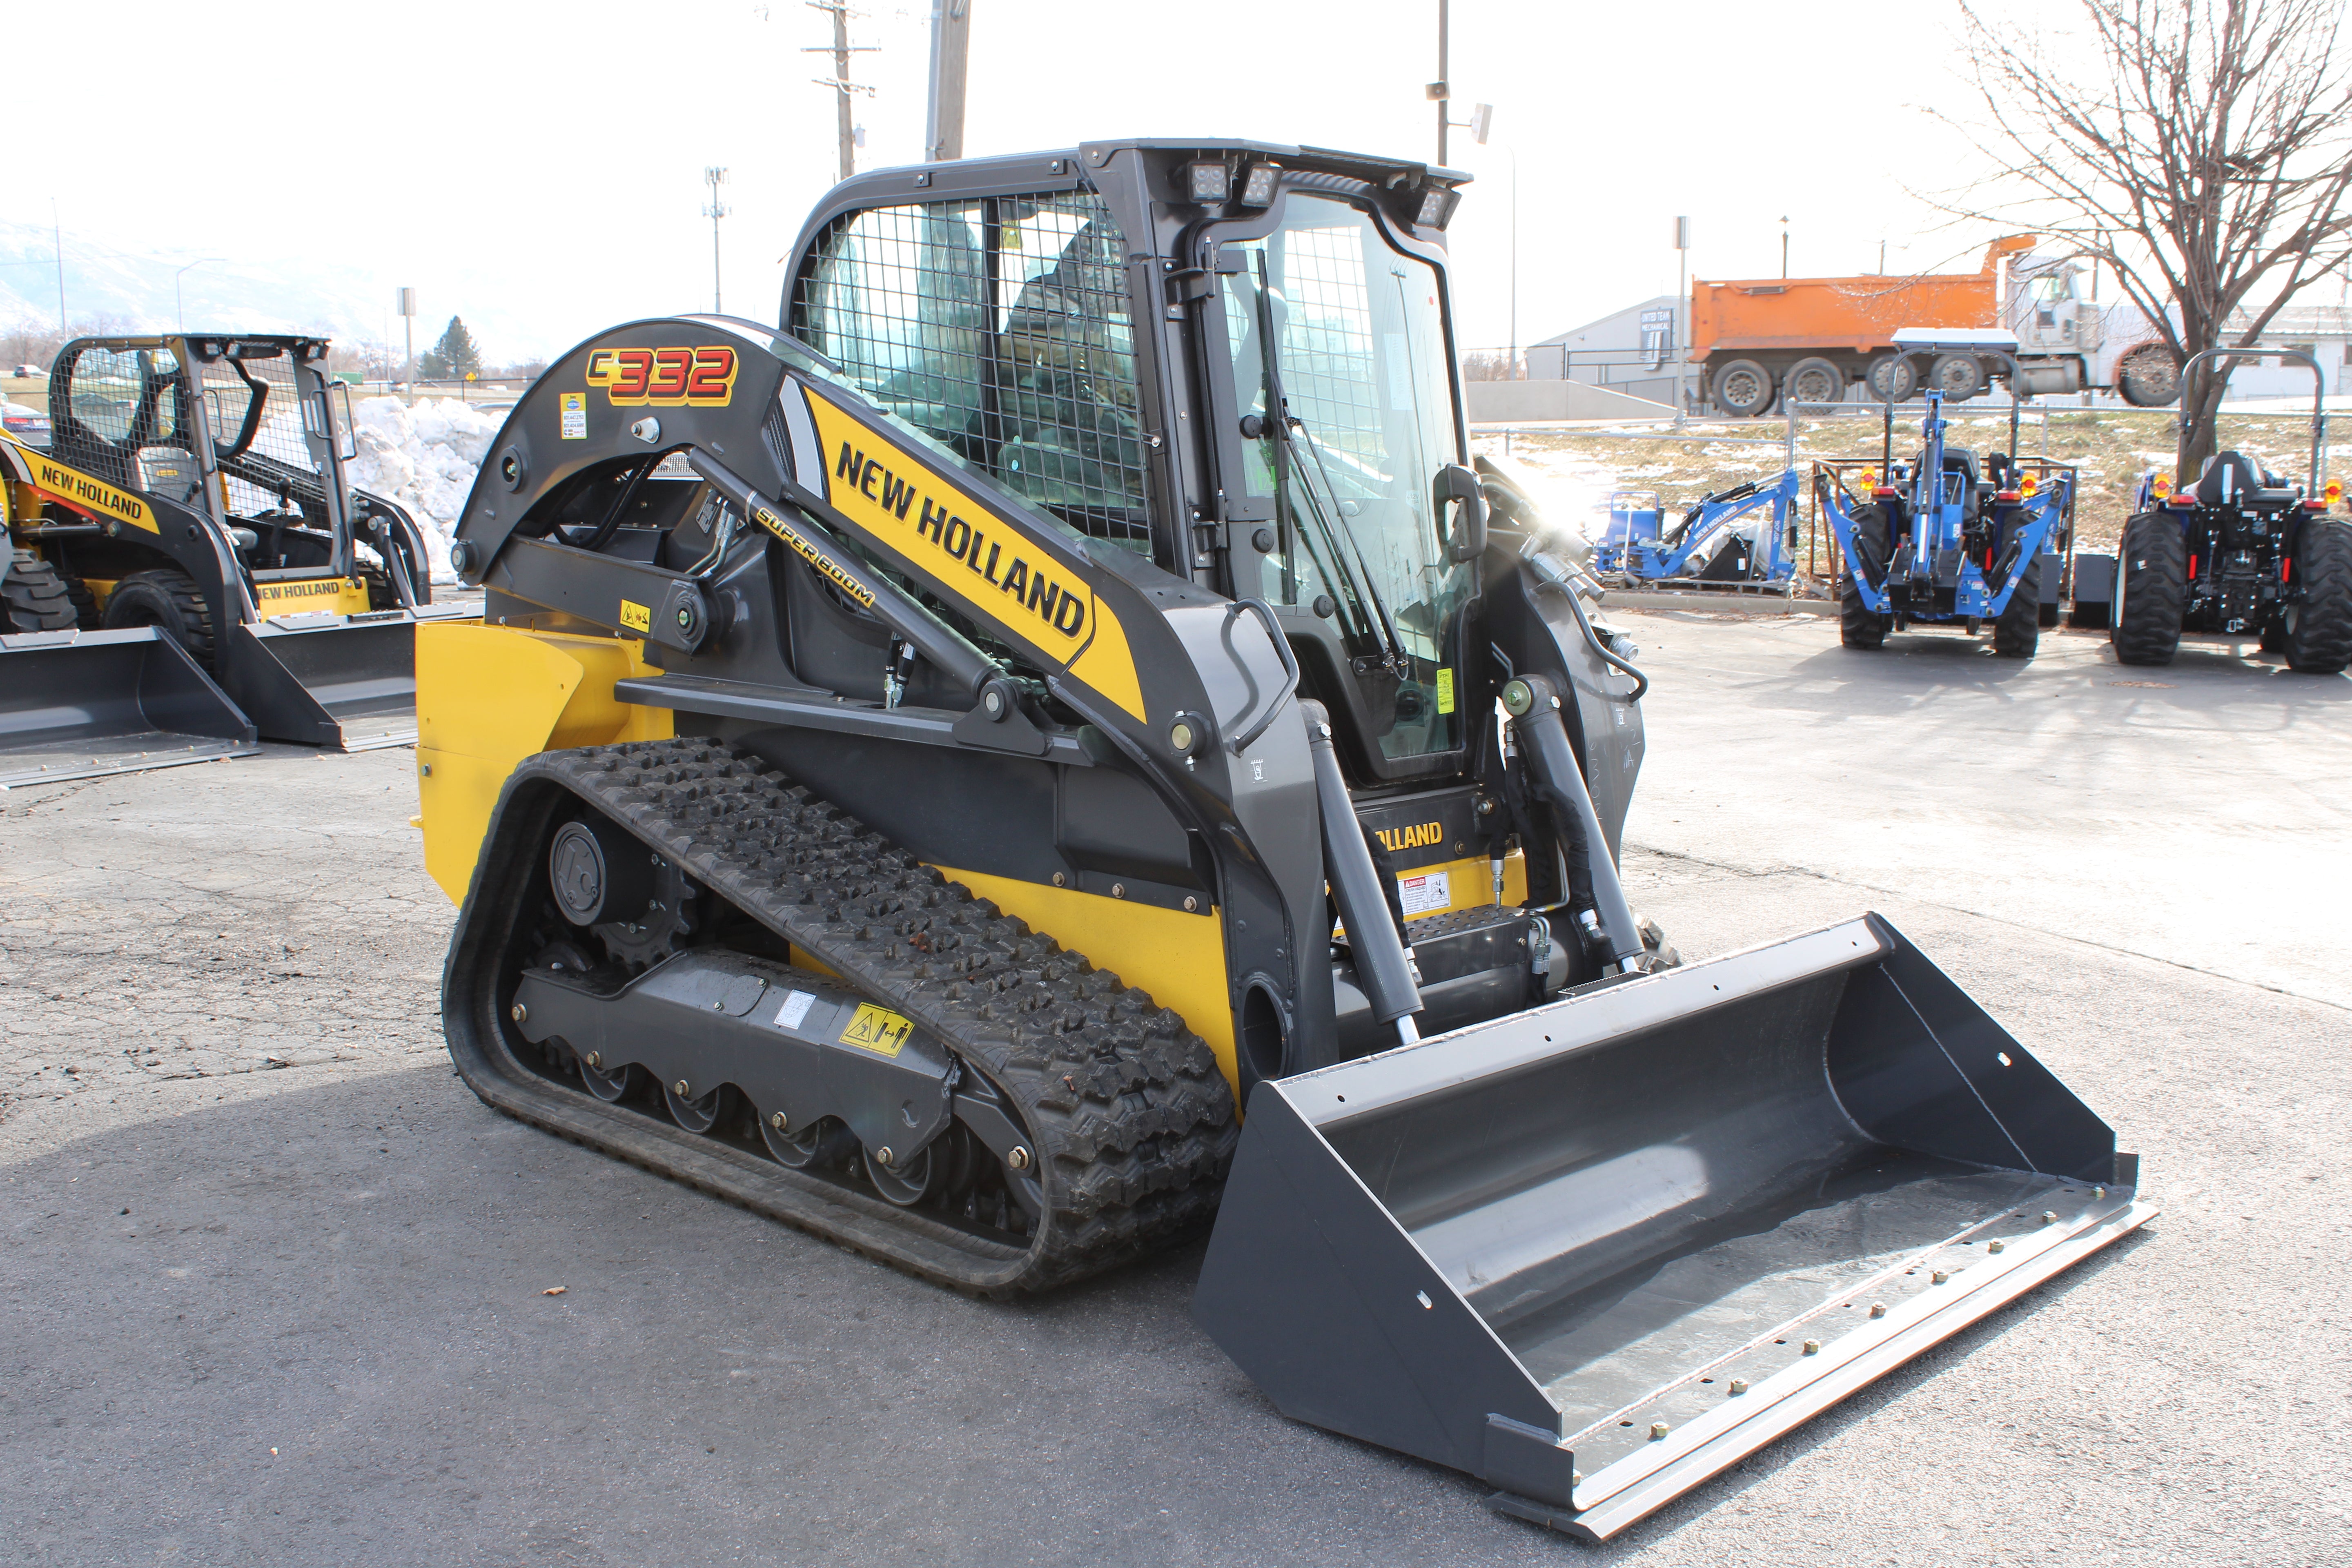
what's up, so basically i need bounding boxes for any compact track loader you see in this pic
[0,333,467,779]
[420,141,2149,1538]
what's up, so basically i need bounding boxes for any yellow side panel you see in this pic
[933,864,1238,1099]
[254,575,372,618]
[415,622,672,905]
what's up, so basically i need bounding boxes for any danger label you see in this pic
[1397,870,1451,918]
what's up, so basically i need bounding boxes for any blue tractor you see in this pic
[1821,336,2074,659]
[1592,468,1803,588]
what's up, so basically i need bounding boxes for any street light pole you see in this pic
[174,258,226,332]
[1673,216,1691,424]
[704,167,731,314]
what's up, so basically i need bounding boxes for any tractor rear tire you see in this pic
[2111,511,2185,666]
[1712,359,1776,419]
[2283,517,2352,675]
[100,567,216,668]
[1840,506,1893,650]
[2,550,78,632]
[1993,555,2042,659]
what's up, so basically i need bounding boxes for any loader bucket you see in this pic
[228,614,424,751]
[1193,913,2151,1541]
[0,627,258,786]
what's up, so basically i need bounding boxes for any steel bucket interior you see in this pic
[234,617,419,749]
[1193,913,2147,1540]
[0,627,258,785]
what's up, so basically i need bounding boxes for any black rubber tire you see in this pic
[2111,511,2185,666]
[2,550,78,632]
[1866,353,1916,403]
[1711,358,1776,419]
[100,567,216,667]
[1785,356,1844,408]
[1930,353,1986,401]
[63,574,102,630]
[2117,343,2181,408]
[2282,517,2352,675]
[1993,555,2042,659]
[1840,505,1893,650]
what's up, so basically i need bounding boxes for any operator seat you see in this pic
[2196,450,2298,510]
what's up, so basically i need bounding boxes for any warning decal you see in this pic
[837,1003,914,1058]
[1397,870,1452,918]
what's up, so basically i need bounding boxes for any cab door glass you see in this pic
[1217,196,1472,761]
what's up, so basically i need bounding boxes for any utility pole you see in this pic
[704,167,731,313]
[52,199,66,334]
[397,287,417,402]
[1430,0,1451,166]
[1673,216,1691,424]
[925,0,970,162]
[805,0,878,183]
[1781,216,1790,279]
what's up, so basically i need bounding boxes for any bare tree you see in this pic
[1944,0,2352,481]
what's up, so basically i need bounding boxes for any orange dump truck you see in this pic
[1690,236,2178,415]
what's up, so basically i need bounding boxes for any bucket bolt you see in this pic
[510,1002,528,1024]
[674,1080,690,1097]
[1988,1240,2005,1254]
[770,1111,789,1132]
[875,1146,895,1167]
[1802,1340,1820,1356]
[2041,1210,2058,1224]
[1727,1380,1748,1396]
[1006,1146,1033,1172]
[585,1051,602,1069]
[1869,1303,1887,1319]
[1931,1270,1950,1284]
[1648,1422,1670,1441]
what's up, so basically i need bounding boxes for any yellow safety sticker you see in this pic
[1436,667,1456,715]
[618,599,652,633]
[838,1003,914,1058]
[256,576,370,617]
[560,392,587,440]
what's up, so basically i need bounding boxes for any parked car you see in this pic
[11,364,40,378]
[2,401,52,445]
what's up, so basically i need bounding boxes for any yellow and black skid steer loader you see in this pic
[419,140,2151,1539]
[0,333,470,778]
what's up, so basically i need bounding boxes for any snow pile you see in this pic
[346,396,505,581]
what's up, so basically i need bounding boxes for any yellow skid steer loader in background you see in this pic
[0,334,472,784]
[414,139,2150,1537]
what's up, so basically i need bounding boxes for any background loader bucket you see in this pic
[1194,914,2150,1541]
[231,615,421,751]
[0,627,258,785]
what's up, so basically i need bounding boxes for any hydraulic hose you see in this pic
[1521,543,1650,702]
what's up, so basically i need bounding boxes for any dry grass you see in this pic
[1473,408,2330,578]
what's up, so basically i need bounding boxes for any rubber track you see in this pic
[477,738,1239,1294]
[2285,517,2352,675]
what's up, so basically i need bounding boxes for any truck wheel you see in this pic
[1993,555,2041,658]
[1711,359,1776,419]
[2111,512,2185,666]
[1930,354,1986,401]
[100,567,216,668]
[1866,354,1916,403]
[2282,517,2352,675]
[1840,506,1893,650]
[1785,356,1844,407]
[2117,343,2181,408]
[2,550,78,632]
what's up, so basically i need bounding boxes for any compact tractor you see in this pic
[1823,332,2075,658]
[2105,349,2350,673]
[414,142,2147,1538]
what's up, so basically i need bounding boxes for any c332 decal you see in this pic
[585,345,738,408]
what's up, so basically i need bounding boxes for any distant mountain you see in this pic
[0,220,546,361]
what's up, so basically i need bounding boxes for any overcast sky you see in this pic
[12,0,2024,360]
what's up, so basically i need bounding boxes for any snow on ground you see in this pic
[346,396,503,582]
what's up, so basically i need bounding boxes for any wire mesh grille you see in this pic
[791,189,1153,549]
[201,353,328,516]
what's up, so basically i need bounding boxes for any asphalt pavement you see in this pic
[2,615,2345,1566]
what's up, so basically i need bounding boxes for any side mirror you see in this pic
[1435,463,1487,562]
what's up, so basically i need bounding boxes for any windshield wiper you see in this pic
[1250,257,1408,672]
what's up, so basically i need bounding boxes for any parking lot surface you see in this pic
[3,615,2346,1566]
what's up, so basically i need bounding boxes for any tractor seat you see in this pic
[2196,450,2298,510]
[1942,449,1982,488]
